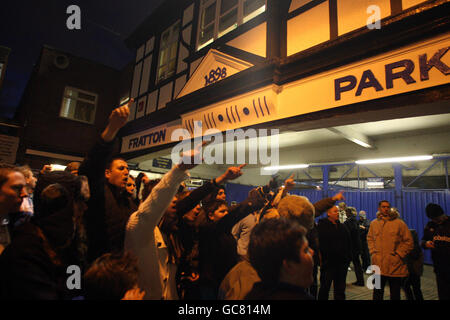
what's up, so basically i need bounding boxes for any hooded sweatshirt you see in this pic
[367,210,413,277]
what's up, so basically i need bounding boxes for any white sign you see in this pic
[0,135,19,164]
[121,123,180,154]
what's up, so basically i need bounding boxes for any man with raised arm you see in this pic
[78,103,137,262]
[125,142,208,300]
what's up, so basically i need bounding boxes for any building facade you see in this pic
[15,46,133,169]
[119,0,449,188]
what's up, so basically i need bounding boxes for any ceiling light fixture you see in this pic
[263,164,309,171]
[355,155,433,165]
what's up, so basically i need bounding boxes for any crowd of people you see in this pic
[0,104,448,300]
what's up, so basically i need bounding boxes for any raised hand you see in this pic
[40,164,52,175]
[332,190,345,201]
[284,173,295,190]
[109,103,131,130]
[216,164,247,184]
[177,141,208,171]
[101,99,133,142]
[121,287,145,300]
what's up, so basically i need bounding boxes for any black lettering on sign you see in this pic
[419,46,450,81]
[204,67,227,86]
[385,59,416,89]
[334,75,357,101]
[356,70,384,96]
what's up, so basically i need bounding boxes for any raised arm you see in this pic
[217,186,266,232]
[126,142,205,237]
[175,164,246,217]
[129,166,189,230]
[78,103,131,185]
[314,191,345,217]
[271,174,294,208]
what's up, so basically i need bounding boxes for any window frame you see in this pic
[156,20,181,84]
[59,86,98,125]
[197,0,266,51]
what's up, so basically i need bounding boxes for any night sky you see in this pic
[0,0,165,119]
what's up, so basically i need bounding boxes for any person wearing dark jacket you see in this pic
[78,103,137,262]
[0,171,89,299]
[358,210,371,272]
[421,203,450,300]
[0,164,27,254]
[245,218,315,300]
[157,165,246,299]
[344,208,364,286]
[198,187,266,299]
[402,229,424,300]
[317,205,352,300]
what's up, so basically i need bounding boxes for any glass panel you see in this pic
[74,101,94,123]
[78,92,96,101]
[244,0,265,16]
[161,30,170,46]
[203,2,216,27]
[199,24,214,46]
[61,88,97,123]
[170,42,178,60]
[60,98,75,117]
[220,0,238,14]
[159,49,167,66]
[167,60,176,77]
[66,89,77,98]
[170,23,180,42]
[158,65,167,81]
[219,8,237,33]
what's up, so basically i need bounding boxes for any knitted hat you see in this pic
[426,203,444,219]
[277,195,315,230]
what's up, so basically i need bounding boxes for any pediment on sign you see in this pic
[177,49,254,99]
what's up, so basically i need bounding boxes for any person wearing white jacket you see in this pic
[124,144,205,300]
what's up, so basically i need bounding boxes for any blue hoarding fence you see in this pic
[225,183,449,265]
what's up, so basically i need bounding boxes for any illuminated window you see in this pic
[197,0,266,50]
[59,87,97,124]
[157,21,180,82]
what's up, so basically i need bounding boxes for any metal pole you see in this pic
[357,165,360,189]
[393,164,403,213]
[445,159,449,190]
[322,165,330,198]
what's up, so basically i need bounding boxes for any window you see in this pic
[197,0,266,50]
[157,21,180,82]
[60,87,97,124]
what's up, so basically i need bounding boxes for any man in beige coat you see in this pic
[367,200,413,300]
